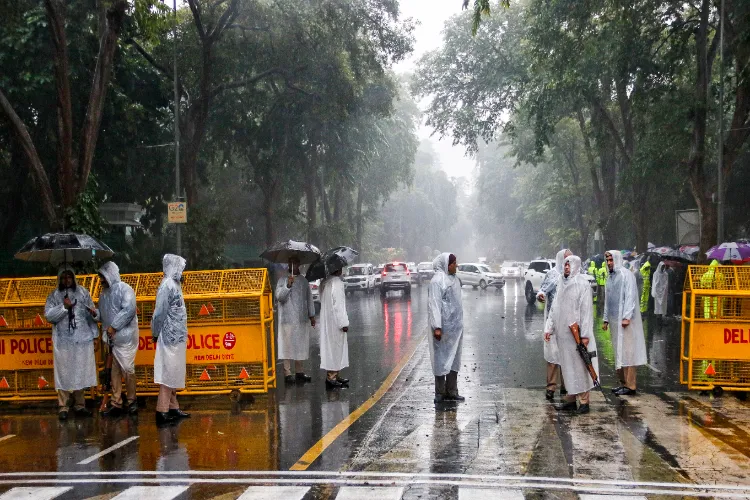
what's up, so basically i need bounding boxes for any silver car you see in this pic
[380,262,412,297]
[456,263,505,290]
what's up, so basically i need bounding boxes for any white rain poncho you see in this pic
[152,254,188,389]
[604,250,647,369]
[319,275,349,371]
[428,253,464,376]
[276,273,315,361]
[44,266,98,391]
[651,262,669,316]
[538,249,569,365]
[544,256,598,395]
[97,261,139,375]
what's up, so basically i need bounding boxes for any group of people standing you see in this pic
[45,254,191,424]
[540,250,648,414]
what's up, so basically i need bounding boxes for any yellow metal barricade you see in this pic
[681,265,750,392]
[0,269,275,401]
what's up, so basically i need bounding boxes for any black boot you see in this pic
[103,406,123,418]
[296,373,312,383]
[555,401,577,412]
[325,378,344,389]
[545,389,555,400]
[155,411,175,424]
[168,409,191,419]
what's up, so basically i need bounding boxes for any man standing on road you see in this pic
[152,254,191,424]
[603,250,647,396]
[537,248,571,400]
[597,261,608,303]
[319,268,350,389]
[97,261,139,417]
[428,253,465,403]
[45,266,98,420]
[276,256,316,384]
[639,260,652,314]
[545,255,598,414]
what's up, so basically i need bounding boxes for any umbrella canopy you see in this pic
[706,242,750,264]
[15,233,114,265]
[260,240,321,265]
[647,246,695,262]
[305,246,359,282]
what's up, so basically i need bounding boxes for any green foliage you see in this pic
[183,202,229,270]
[462,0,509,36]
[65,175,106,238]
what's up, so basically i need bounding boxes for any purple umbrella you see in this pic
[706,242,750,264]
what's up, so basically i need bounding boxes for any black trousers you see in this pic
[435,370,459,397]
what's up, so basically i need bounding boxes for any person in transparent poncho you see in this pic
[45,266,98,420]
[428,253,465,403]
[152,254,190,424]
[276,256,316,384]
[97,261,139,417]
[651,261,670,319]
[319,268,350,389]
[603,250,647,396]
[537,249,571,400]
[544,255,598,414]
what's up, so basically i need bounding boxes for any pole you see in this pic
[717,0,725,245]
[173,0,182,255]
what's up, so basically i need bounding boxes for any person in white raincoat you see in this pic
[537,249,571,400]
[97,261,139,417]
[651,261,669,318]
[603,250,647,396]
[319,268,350,389]
[544,255,598,414]
[428,253,465,403]
[276,256,316,384]
[45,266,98,420]
[152,254,190,423]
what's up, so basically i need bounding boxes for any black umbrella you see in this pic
[305,246,359,282]
[15,232,114,265]
[260,240,321,274]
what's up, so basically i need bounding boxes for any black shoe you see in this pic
[336,377,349,386]
[168,409,191,419]
[75,407,93,417]
[58,411,68,421]
[611,386,624,393]
[325,378,344,389]
[545,390,555,400]
[155,411,176,424]
[434,394,446,403]
[446,394,465,402]
[577,404,590,414]
[560,387,568,396]
[296,373,312,383]
[285,375,296,384]
[103,406,123,418]
[555,402,577,412]
[127,403,139,415]
[614,387,637,396]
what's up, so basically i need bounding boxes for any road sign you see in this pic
[168,202,187,223]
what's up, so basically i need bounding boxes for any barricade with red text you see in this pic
[681,265,750,393]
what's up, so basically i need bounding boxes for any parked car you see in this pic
[407,262,420,285]
[380,262,411,297]
[524,259,555,304]
[309,279,321,303]
[456,263,505,290]
[344,263,375,294]
[501,261,524,280]
[417,261,435,283]
[373,265,383,288]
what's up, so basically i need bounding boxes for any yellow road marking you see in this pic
[290,334,426,471]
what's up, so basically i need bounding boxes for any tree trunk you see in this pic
[633,185,650,254]
[355,184,364,251]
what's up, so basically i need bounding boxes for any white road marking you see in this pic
[111,486,188,500]
[237,486,310,500]
[459,487,524,499]
[336,486,404,500]
[0,435,15,444]
[580,495,647,500]
[77,436,139,465]
[0,487,71,500]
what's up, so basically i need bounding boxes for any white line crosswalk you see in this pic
[0,487,71,500]
[336,486,404,500]
[236,486,310,500]
[110,486,188,500]
[459,488,524,500]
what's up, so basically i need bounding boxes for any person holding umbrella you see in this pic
[276,256,316,384]
[44,266,99,420]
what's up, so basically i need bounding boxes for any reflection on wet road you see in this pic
[2,282,750,498]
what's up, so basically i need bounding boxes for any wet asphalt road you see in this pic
[1,281,750,499]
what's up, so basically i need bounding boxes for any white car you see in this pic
[380,262,412,297]
[456,263,505,290]
[344,263,375,294]
[501,261,524,280]
[524,259,597,304]
[309,279,321,303]
[407,262,420,285]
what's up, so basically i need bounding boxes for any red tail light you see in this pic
[382,269,387,277]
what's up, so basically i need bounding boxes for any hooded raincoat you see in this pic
[428,253,464,376]
[319,274,349,371]
[152,254,188,389]
[544,256,598,395]
[651,262,669,316]
[604,251,647,369]
[276,273,315,361]
[44,266,98,391]
[98,262,139,374]
[538,249,569,365]
[640,261,652,313]
[701,260,724,318]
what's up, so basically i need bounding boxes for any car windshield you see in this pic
[418,263,432,270]
[385,263,407,272]
[349,267,366,275]
[479,265,492,273]
[528,262,550,272]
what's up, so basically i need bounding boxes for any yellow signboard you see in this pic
[0,333,55,370]
[691,322,750,360]
[167,201,187,223]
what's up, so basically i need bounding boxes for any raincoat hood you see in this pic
[162,254,186,282]
[656,261,666,273]
[563,255,582,278]
[98,261,121,287]
[555,249,570,271]
[57,265,77,291]
[433,253,451,274]
[606,250,624,272]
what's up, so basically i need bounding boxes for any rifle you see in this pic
[569,322,600,388]
[99,344,113,413]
